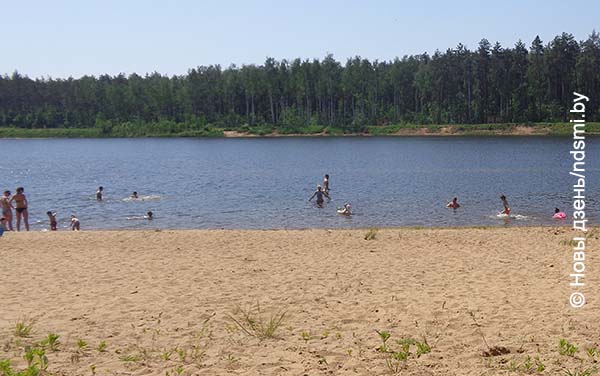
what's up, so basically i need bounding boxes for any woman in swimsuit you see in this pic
[308,185,326,208]
[10,187,29,231]
[1,190,14,231]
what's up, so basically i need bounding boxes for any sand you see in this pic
[0,227,598,375]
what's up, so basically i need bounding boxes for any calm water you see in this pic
[0,137,598,230]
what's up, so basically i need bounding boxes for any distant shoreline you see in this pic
[1,122,599,139]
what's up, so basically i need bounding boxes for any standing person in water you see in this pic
[446,197,461,209]
[46,211,57,231]
[308,185,326,208]
[499,194,510,215]
[10,187,29,231]
[1,190,14,231]
[96,186,103,201]
[323,174,331,198]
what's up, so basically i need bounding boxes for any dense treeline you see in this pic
[1,32,599,134]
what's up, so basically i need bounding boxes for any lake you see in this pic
[0,137,598,230]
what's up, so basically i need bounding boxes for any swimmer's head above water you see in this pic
[147,211,153,219]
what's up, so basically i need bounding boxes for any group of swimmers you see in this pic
[0,186,154,235]
[444,194,567,219]
[306,175,568,221]
[308,174,352,216]
[97,186,153,220]
[0,187,83,233]
[0,177,571,235]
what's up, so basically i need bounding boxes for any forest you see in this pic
[0,31,598,136]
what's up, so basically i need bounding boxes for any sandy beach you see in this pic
[1,227,598,375]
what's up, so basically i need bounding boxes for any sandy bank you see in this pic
[1,227,598,375]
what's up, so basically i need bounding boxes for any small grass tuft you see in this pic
[227,302,286,340]
[559,338,578,357]
[364,228,378,240]
[14,318,35,338]
[40,333,60,351]
[76,339,88,352]
[97,341,107,353]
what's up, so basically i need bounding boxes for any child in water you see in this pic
[338,202,352,215]
[96,186,103,201]
[323,174,331,199]
[46,211,57,231]
[446,197,461,209]
[553,208,567,219]
[308,185,326,208]
[499,194,510,215]
[70,215,80,231]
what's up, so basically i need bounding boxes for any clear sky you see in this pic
[2,0,598,78]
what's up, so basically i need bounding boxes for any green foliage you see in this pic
[375,331,431,373]
[14,319,34,338]
[2,31,599,136]
[559,338,578,357]
[376,330,391,352]
[226,303,286,340]
[96,341,107,353]
[76,339,87,352]
[40,333,60,351]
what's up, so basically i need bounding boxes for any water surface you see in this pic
[0,137,597,230]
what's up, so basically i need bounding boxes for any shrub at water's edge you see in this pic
[1,122,599,138]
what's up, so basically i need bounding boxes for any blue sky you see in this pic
[2,0,598,78]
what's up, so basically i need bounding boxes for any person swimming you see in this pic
[553,208,567,219]
[10,187,29,231]
[70,215,80,231]
[337,202,352,215]
[96,186,103,201]
[446,197,461,209]
[131,191,139,199]
[308,185,326,208]
[146,211,153,220]
[46,211,57,231]
[499,194,510,215]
